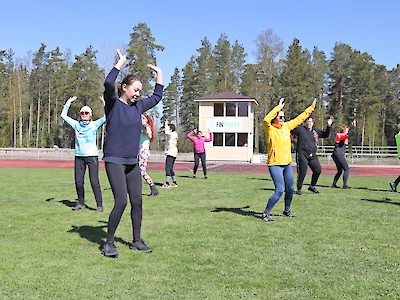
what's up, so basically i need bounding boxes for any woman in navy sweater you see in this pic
[101,49,163,257]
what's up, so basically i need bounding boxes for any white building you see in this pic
[194,92,258,162]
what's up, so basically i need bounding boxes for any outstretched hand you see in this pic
[312,98,317,108]
[278,98,285,109]
[117,49,127,61]
[147,64,161,73]
[67,96,77,103]
[115,49,127,70]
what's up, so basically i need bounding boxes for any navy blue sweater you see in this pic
[103,67,163,164]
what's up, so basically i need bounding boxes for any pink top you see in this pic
[187,131,212,153]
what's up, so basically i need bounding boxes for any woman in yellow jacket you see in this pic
[262,98,316,222]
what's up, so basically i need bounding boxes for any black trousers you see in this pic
[332,153,349,186]
[296,152,321,190]
[165,155,176,177]
[105,162,142,243]
[74,156,102,207]
[193,152,207,176]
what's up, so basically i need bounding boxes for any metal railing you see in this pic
[0,146,399,165]
[0,148,194,162]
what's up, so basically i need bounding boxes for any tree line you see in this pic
[1,23,400,153]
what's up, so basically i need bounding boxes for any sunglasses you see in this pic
[80,111,90,115]
[277,115,285,120]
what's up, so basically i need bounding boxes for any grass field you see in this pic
[0,168,399,299]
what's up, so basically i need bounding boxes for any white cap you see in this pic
[80,106,92,116]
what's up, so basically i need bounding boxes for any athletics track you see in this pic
[0,159,399,177]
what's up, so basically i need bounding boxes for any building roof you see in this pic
[194,92,258,104]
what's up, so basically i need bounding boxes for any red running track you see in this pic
[0,159,399,177]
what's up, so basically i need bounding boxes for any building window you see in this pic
[237,102,248,117]
[226,103,236,117]
[213,133,248,147]
[213,102,249,117]
[213,133,223,146]
[214,103,224,116]
[225,133,235,146]
[237,133,248,147]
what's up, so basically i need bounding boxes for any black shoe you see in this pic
[262,214,274,222]
[283,210,296,217]
[192,175,196,178]
[308,186,319,194]
[295,190,302,195]
[390,182,397,192]
[72,203,85,211]
[331,184,340,188]
[96,206,104,213]
[342,185,351,189]
[148,185,159,196]
[130,239,152,253]
[204,176,208,179]
[101,242,118,257]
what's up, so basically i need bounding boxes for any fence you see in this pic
[0,146,399,165]
[0,148,194,162]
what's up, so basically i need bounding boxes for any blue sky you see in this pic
[2,0,399,85]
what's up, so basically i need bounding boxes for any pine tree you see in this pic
[213,34,232,92]
[349,51,377,146]
[310,47,329,129]
[279,38,313,117]
[196,37,215,95]
[29,43,50,148]
[327,42,353,125]
[127,22,164,119]
[180,56,200,151]
[230,40,247,94]
[0,49,14,146]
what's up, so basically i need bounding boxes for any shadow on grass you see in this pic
[46,197,96,211]
[211,205,263,220]
[361,198,400,206]
[67,220,131,250]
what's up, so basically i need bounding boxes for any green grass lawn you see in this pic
[0,168,399,299]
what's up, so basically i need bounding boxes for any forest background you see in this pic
[1,20,400,153]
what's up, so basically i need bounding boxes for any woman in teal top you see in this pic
[61,96,106,212]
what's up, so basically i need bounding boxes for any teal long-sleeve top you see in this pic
[61,102,106,157]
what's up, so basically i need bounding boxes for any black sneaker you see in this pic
[390,182,397,192]
[101,242,118,257]
[96,206,104,213]
[204,176,208,180]
[282,210,296,217]
[308,186,319,194]
[262,214,274,222]
[192,175,196,179]
[295,190,302,195]
[130,239,152,253]
[72,203,85,211]
[331,184,340,188]
[342,185,351,189]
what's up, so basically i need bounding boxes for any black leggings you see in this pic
[165,155,176,177]
[332,153,349,186]
[74,156,102,207]
[193,152,207,176]
[105,162,142,243]
[296,152,321,190]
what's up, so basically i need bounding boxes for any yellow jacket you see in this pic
[263,105,314,166]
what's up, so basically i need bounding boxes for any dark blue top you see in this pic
[103,67,163,164]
